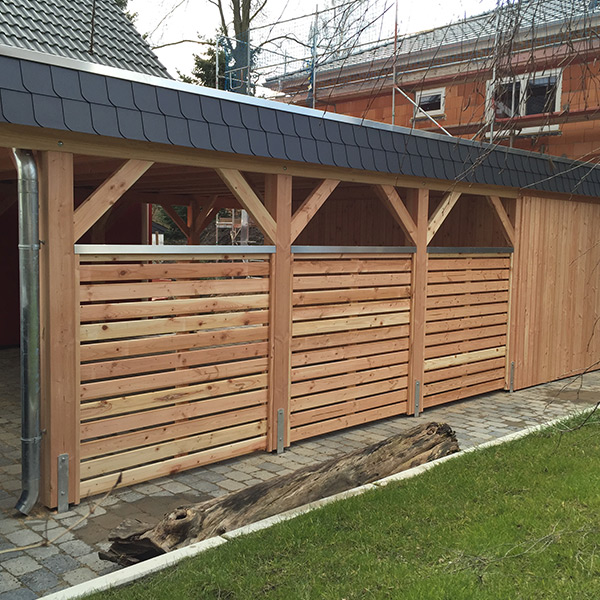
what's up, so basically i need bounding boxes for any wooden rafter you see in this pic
[290,179,339,243]
[215,168,277,243]
[160,203,190,239]
[73,159,153,242]
[373,185,418,245]
[486,195,515,246]
[426,191,462,244]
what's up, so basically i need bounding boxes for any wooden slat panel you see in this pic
[292,337,409,368]
[425,325,507,348]
[424,368,505,397]
[81,421,266,479]
[293,311,410,336]
[81,405,267,459]
[81,325,269,362]
[292,376,408,413]
[426,302,508,322]
[427,257,510,271]
[424,357,506,384]
[427,269,510,283]
[291,390,407,428]
[293,286,411,306]
[425,314,507,335]
[80,277,269,302]
[291,402,407,442]
[293,272,411,290]
[81,341,268,381]
[81,310,269,341]
[426,280,509,296]
[80,437,266,497]
[291,325,410,352]
[80,261,269,282]
[425,335,507,360]
[426,291,509,309]
[293,299,411,321]
[292,259,412,274]
[424,346,506,372]
[423,379,505,409]
[81,357,269,400]
[80,294,270,322]
[292,351,408,383]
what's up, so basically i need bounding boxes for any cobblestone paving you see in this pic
[1,346,599,598]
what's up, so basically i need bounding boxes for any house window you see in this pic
[490,70,561,119]
[415,88,445,117]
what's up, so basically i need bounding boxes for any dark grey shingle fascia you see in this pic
[1,49,600,199]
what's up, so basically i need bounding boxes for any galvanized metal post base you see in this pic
[509,362,515,393]
[57,453,69,513]
[276,408,285,454]
[414,381,421,417]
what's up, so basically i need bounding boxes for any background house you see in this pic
[269,0,600,161]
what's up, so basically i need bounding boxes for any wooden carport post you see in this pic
[407,189,429,416]
[38,151,80,508]
[264,174,293,451]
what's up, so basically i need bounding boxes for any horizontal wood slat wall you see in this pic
[290,254,412,441]
[423,254,511,408]
[512,196,600,389]
[78,254,271,497]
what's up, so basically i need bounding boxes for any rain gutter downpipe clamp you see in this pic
[12,149,41,515]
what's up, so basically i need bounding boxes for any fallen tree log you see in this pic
[102,422,459,565]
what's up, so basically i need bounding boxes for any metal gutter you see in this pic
[12,149,41,516]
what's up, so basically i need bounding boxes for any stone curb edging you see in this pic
[40,413,580,600]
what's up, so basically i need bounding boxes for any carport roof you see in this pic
[1,46,599,198]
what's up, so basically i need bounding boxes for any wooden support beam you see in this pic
[407,188,429,416]
[160,203,191,240]
[73,159,153,242]
[38,152,80,507]
[290,179,339,243]
[426,190,462,244]
[215,168,277,244]
[265,174,293,450]
[487,195,515,246]
[373,185,418,245]
[190,197,218,244]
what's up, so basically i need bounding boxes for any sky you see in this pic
[129,0,498,78]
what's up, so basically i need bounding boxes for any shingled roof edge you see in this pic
[1,44,600,199]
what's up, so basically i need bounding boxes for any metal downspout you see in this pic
[12,149,41,515]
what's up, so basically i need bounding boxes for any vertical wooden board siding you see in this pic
[423,253,511,408]
[513,196,600,390]
[290,254,411,437]
[78,254,271,498]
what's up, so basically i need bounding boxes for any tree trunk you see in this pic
[102,422,459,565]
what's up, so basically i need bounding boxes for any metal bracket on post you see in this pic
[57,453,69,514]
[277,408,285,455]
[509,362,515,393]
[414,381,421,417]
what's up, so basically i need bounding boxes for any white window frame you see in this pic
[414,87,446,119]
[486,69,562,135]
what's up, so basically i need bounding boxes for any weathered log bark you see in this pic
[102,422,459,565]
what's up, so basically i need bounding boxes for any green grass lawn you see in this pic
[90,412,600,600]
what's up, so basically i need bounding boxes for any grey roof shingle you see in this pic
[0,0,170,77]
[1,52,600,199]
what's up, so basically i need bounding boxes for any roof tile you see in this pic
[141,112,169,144]
[106,78,136,109]
[221,101,243,127]
[229,126,252,155]
[0,88,35,125]
[265,132,286,159]
[21,61,53,95]
[293,114,312,138]
[32,93,64,129]
[62,98,95,134]
[299,137,318,163]
[51,66,84,101]
[90,103,121,137]
[179,92,202,120]
[208,122,233,153]
[200,96,225,125]
[316,140,336,166]
[283,134,303,162]
[116,107,145,140]
[309,118,328,141]
[248,130,269,156]
[157,88,183,118]
[132,82,160,114]
[79,72,111,105]
[165,116,191,146]
[258,107,279,133]
[276,112,296,136]
[188,120,212,150]
[240,104,260,130]
[0,56,25,92]
[324,121,343,144]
